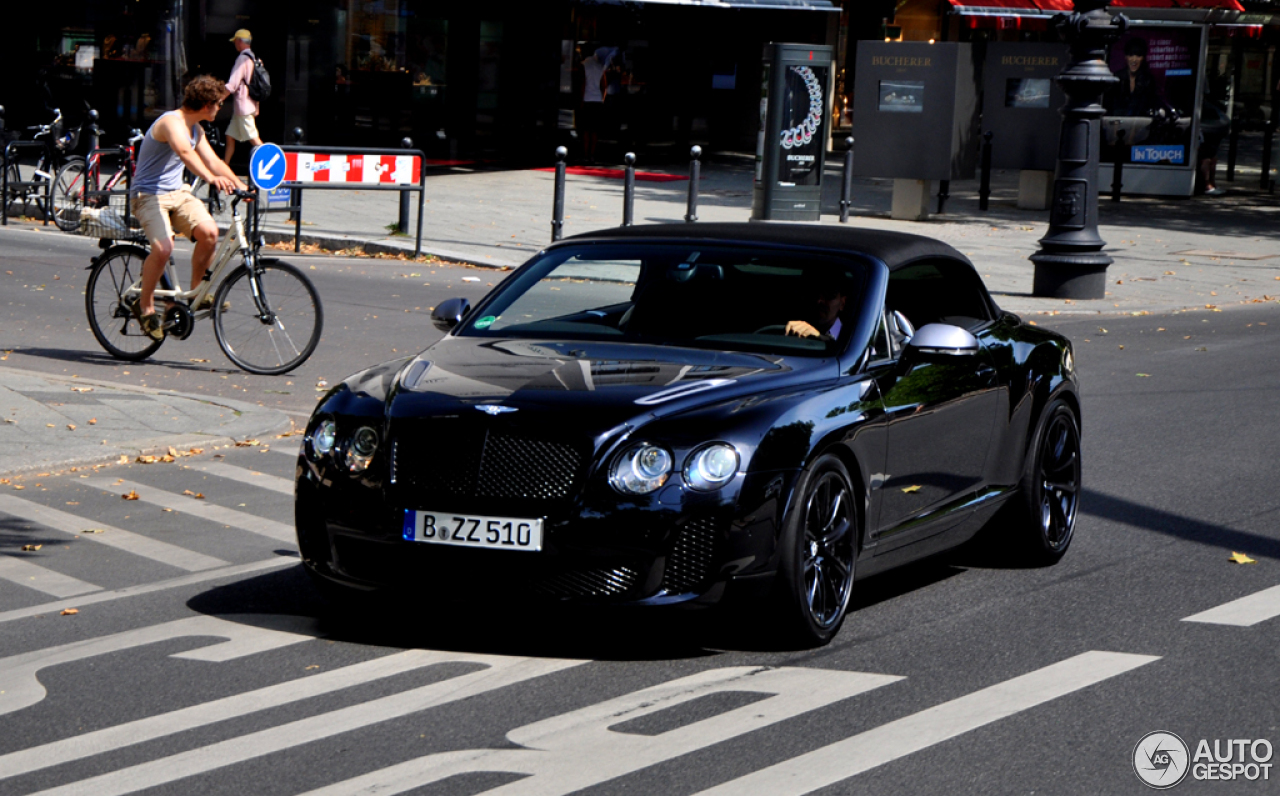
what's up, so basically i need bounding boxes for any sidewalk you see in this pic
[256,142,1280,317]
[0,366,293,478]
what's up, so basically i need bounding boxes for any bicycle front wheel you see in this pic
[52,157,87,232]
[85,246,165,361]
[213,259,323,375]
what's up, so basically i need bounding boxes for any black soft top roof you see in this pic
[565,222,971,271]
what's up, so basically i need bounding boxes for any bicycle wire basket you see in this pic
[74,190,145,242]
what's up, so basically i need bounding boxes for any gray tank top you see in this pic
[132,111,201,195]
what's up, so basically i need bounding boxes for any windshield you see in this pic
[457,243,869,357]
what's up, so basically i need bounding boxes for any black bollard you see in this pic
[289,128,304,224]
[1226,119,1239,182]
[936,180,950,215]
[1262,120,1276,192]
[551,146,567,241]
[685,145,701,223]
[398,137,414,234]
[86,109,101,155]
[1111,129,1125,202]
[622,152,636,226]
[839,137,854,223]
[978,132,994,211]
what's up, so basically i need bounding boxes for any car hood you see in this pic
[378,336,834,428]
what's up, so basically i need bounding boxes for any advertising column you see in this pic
[752,43,834,222]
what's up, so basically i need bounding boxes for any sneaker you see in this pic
[139,312,165,342]
[195,294,231,312]
[1203,187,1223,196]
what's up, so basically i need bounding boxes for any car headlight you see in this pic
[344,426,379,472]
[610,443,673,495]
[684,443,740,491]
[308,418,336,460]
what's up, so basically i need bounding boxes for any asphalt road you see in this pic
[2,224,1279,795]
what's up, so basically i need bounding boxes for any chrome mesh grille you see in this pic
[531,566,639,599]
[393,426,582,503]
[662,518,719,594]
[477,435,580,500]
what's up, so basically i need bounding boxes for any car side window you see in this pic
[867,309,894,363]
[885,259,994,332]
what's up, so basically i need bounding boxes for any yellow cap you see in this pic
[230,29,252,42]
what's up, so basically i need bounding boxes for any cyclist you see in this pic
[131,74,246,341]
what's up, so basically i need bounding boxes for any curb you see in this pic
[256,229,524,270]
[0,365,295,478]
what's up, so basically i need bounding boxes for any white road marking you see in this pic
[82,478,294,542]
[691,651,1160,796]
[27,656,585,796]
[0,614,318,717]
[181,461,294,495]
[0,649,482,779]
[0,495,228,571]
[0,557,295,624]
[270,444,302,457]
[0,554,99,598]
[297,667,903,796]
[1183,584,1280,626]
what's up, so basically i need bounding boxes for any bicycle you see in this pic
[3,106,83,222]
[84,188,324,375]
[52,116,144,232]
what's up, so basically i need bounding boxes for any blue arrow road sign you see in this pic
[250,143,286,191]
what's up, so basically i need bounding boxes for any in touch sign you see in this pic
[283,153,421,185]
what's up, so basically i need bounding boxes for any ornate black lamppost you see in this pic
[1030,0,1127,299]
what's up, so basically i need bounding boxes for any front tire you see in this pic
[1012,398,1081,565]
[772,453,858,647]
[85,246,165,361]
[213,259,323,375]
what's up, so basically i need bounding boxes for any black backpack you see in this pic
[242,49,272,102]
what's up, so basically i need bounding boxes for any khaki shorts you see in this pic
[226,113,259,142]
[132,187,212,247]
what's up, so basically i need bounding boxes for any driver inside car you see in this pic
[785,271,847,341]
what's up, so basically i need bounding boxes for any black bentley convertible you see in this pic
[296,223,1081,646]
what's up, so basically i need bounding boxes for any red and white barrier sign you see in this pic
[283,152,421,185]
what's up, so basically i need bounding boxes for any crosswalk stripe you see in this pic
[1182,584,1280,626]
[181,462,294,495]
[270,444,301,458]
[0,554,99,598]
[691,651,1160,796]
[0,495,228,572]
[0,649,470,779]
[26,656,586,796]
[0,558,294,625]
[82,478,295,543]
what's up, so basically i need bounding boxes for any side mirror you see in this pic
[905,323,979,355]
[431,297,471,332]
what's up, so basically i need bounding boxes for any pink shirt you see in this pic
[226,51,259,117]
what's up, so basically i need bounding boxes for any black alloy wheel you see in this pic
[774,453,858,647]
[1018,399,1081,564]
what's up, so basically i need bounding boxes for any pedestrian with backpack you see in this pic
[222,29,266,167]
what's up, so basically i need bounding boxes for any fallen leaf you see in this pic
[189,358,210,363]
[137,455,157,464]
[235,439,261,447]
[13,485,25,490]
[60,608,79,616]
[1195,346,1208,352]
[901,485,922,494]
[70,386,93,393]
[21,544,42,551]
[66,424,76,431]
[162,508,174,512]
[181,490,206,499]
[83,528,104,534]
[1228,552,1257,565]
[1118,345,1125,350]
[46,423,55,428]
[188,447,204,455]
[122,490,139,500]
[88,418,97,425]
[168,446,179,457]
[305,664,320,670]
[117,455,130,464]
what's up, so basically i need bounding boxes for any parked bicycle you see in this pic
[84,188,323,375]
[3,106,85,222]
[52,114,144,232]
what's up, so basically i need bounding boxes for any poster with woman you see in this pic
[1102,27,1201,169]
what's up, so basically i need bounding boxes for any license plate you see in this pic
[403,510,543,552]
